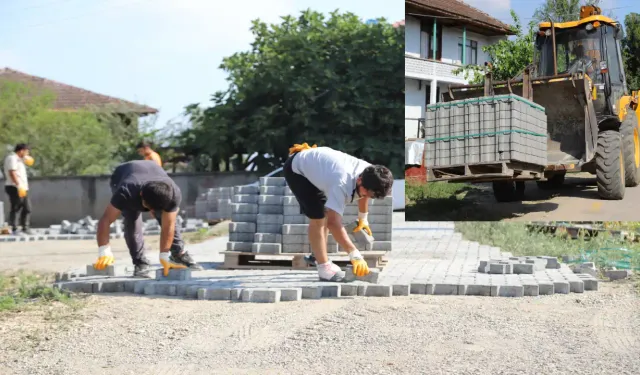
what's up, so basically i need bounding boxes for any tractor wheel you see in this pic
[492,181,525,202]
[536,173,566,190]
[596,130,625,200]
[620,110,640,187]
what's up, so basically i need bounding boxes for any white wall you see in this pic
[405,78,425,139]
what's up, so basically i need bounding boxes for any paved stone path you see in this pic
[55,215,599,302]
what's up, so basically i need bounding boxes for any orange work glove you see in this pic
[289,142,317,155]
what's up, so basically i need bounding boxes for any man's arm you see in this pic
[8,170,19,186]
[160,210,177,252]
[326,209,358,253]
[358,196,369,214]
[97,204,121,247]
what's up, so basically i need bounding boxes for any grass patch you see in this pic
[405,181,483,220]
[0,271,83,314]
[455,221,640,271]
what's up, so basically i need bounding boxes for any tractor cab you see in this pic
[533,5,627,118]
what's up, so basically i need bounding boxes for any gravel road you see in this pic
[0,282,638,375]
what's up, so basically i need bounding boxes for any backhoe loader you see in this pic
[436,5,640,202]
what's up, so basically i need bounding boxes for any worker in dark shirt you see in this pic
[93,160,203,277]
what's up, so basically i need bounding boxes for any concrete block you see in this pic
[282,224,309,235]
[85,264,128,277]
[283,234,307,244]
[577,276,599,291]
[280,288,302,301]
[522,283,540,296]
[59,281,93,294]
[251,243,281,254]
[537,282,555,295]
[392,284,410,296]
[605,269,632,281]
[227,241,253,252]
[542,256,560,269]
[284,206,302,215]
[231,203,258,214]
[260,177,286,186]
[497,285,524,297]
[259,195,284,205]
[344,221,374,246]
[489,263,509,274]
[231,214,257,223]
[283,196,300,206]
[234,185,259,195]
[229,222,256,233]
[301,286,323,299]
[203,288,232,300]
[257,214,284,225]
[260,186,285,195]
[364,284,392,297]
[132,281,154,294]
[371,241,393,251]
[283,215,308,224]
[257,224,282,234]
[254,233,282,243]
[258,205,284,214]
[513,263,534,274]
[340,284,359,296]
[155,268,192,281]
[433,284,459,295]
[321,285,341,298]
[282,243,310,253]
[356,284,368,296]
[464,284,494,296]
[568,279,584,293]
[525,258,548,271]
[343,266,380,283]
[410,282,427,294]
[229,232,254,242]
[553,281,570,294]
[232,194,259,204]
[241,288,281,303]
[92,280,125,293]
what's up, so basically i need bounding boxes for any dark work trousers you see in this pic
[4,186,31,231]
[121,209,185,266]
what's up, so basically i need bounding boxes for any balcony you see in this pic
[405,55,476,84]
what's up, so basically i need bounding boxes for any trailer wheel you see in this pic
[492,181,525,202]
[596,130,625,200]
[536,173,566,190]
[620,110,640,187]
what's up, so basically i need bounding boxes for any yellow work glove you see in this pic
[17,187,27,198]
[349,249,370,277]
[23,155,34,167]
[353,212,372,236]
[159,252,186,277]
[289,142,317,155]
[94,245,115,270]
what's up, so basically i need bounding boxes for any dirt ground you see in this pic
[1,236,640,374]
[452,173,640,221]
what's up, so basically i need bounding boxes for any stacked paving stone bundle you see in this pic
[227,183,260,252]
[194,187,234,220]
[282,187,393,253]
[254,177,285,254]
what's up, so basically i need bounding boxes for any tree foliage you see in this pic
[454,10,535,84]
[532,0,609,23]
[623,13,640,91]
[0,80,140,176]
[180,9,404,177]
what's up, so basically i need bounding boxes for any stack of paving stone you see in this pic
[226,176,393,255]
[194,187,233,220]
[282,188,393,253]
[227,183,260,252]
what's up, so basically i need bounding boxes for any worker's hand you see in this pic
[94,245,115,270]
[353,212,372,236]
[348,249,370,277]
[288,142,317,155]
[23,155,34,167]
[159,252,186,277]
[17,186,27,198]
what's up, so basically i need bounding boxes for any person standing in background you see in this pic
[136,141,162,167]
[3,143,35,235]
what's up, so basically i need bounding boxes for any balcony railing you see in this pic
[405,55,476,83]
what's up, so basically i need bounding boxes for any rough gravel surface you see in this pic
[1,282,638,375]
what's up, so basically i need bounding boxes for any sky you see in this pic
[0,0,404,128]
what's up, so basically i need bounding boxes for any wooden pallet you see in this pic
[429,161,545,183]
[221,251,388,271]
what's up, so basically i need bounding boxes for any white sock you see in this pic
[317,261,341,279]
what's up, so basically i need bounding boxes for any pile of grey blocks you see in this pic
[424,94,548,168]
[227,176,393,255]
[194,187,233,221]
[478,256,555,274]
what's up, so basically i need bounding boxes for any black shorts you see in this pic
[283,152,327,219]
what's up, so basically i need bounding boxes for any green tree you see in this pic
[0,80,134,176]
[623,13,640,91]
[532,0,609,23]
[181,9,404,177]
[454,10,534,84]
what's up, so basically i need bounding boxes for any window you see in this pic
[421,31,430,58]
[458,38,478,65]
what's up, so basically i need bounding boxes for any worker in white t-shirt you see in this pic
[283,143,394,282]
[3,143,35,235]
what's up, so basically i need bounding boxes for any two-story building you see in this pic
[404,0,515,170]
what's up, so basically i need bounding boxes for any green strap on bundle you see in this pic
[425,129,547,143]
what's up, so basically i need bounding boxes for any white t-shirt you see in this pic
[3,153,28,190]
[292,147,371,216]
